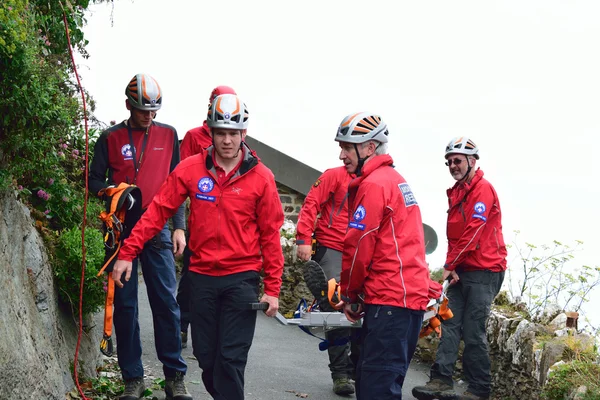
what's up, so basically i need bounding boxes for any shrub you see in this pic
[542,360,600,400]
[54,227,106,317]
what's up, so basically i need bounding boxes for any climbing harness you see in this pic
[96,183,143,356]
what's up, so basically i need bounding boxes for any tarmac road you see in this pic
[122,278,466,399]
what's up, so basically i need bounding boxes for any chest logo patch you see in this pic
[198,177,215,193]
[398,183,417,207]
[121,144,134,160]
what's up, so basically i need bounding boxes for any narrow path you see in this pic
[118,278,465,399]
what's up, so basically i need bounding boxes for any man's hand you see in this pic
[112,259,133,288]
[342,302,364,323]
[172,229,186,257]
[296,244,312,261]
[442,268,460,285]
[260,294,279,317]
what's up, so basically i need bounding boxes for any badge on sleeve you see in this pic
[473,201,487,221]
[349,205,366,230]
[398,183,417,207]
[313,179,321,188]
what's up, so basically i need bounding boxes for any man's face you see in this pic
[126,100,155,129]
[339,142,372,174]
[213,128,244,159]
[445,153,472,180]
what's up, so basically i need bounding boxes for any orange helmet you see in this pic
[335,112,389,144]
[207,94,249,130]
[445,137,479,159]
[209,85,236,104]
[125,73,162,111]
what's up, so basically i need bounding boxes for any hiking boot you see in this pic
[302,260,333,311]
[181,331,188,349]
[412,379,456,400]
[165,372,193,400]
[332,377,355,395]
[120,377,145,400]
[457,391,489,400]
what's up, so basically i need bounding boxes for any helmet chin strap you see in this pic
[457,156,472,183]
[353,142,380,176]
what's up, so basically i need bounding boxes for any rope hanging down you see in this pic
[62,7,91,400]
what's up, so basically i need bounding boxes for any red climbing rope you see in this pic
[62,8,91,400]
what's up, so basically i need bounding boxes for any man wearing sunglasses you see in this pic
[413,137,507,400]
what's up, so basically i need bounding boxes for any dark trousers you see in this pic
[189,270,260,400]
[430,270,505,397]
[314,246,358,380]
[113,225,187,380]
[176,244,192,333]
[355,305,424,399]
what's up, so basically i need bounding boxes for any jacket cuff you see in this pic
[443,263,454,271]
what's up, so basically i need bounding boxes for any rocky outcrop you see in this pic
[417,296,597,399]
[0,192,101,399]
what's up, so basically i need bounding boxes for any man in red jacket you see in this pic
[89,73,190,400]
[177,85,236,349]
[413,137,507,400]
[295,165,357,395]
[111,94,284,400]
[335,112,431,399]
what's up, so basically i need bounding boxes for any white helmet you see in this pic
[207,94,249,130]
[445,137,479,159]
[125,73,162,111]
[335,112,388,144]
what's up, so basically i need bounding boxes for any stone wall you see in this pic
[416,296,597,399]
[0,192,101,400]
[277,182,306,223]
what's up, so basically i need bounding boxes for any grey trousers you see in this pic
[430,269,505,397]
[316,246,359,380]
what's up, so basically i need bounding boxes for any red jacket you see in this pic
[296,166,352,252]
[118,144,285,296]
[89,121,181,210]
[444,169,507,272]
[180,121,212,160]
[341,155,431,310]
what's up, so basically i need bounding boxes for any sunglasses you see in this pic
[445,158,464,167]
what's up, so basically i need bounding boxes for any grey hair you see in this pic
[361,140,388,155]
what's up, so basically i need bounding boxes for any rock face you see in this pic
[0,192,101,399]
[417,297,596,400]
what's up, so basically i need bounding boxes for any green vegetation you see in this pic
[542,360,600,400]
[1,0,108,318]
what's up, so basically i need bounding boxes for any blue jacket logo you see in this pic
[198,177,215,193]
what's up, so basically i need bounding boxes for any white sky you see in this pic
[79,0,599,325]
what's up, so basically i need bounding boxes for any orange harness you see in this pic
[419,297,454,338]
[96,183,142,356]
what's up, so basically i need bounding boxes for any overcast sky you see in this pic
[79,0,599,326]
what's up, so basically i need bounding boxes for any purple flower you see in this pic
[58,151,64,157]
[61,143,68,149]
[37,189,47,199]
[8,6,12,11]
[62,196,68,202]
[17,185,23,190]
[44,210,50,215]
[48,178,54,185]
[72,149,79,156]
